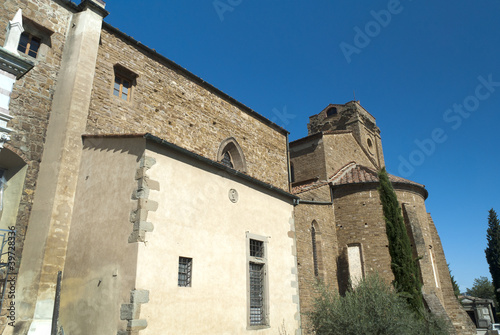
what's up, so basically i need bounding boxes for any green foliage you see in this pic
[309,274,450,335]
[377,168,424,313]
[448,264,460,298]
[466,276,496,302]
[485,209,500,305]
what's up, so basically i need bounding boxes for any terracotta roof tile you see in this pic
[292,180,329,195]
[329,163,425,188]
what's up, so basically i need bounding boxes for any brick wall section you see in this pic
[428,214,476,335]
[332,184,394,291]
[290,135,327,183]
[294,187,338,332]
[397,189,444,301]
[86,27,289,190]
[0,0,72,256]
[322,133,377,177]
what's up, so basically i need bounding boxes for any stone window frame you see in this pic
[347,243,365,287]
[112,64,138,103]
[18,16,53,61]
[246,232,269,330]
[217,137,246,172]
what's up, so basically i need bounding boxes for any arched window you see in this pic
[326,107,337,117]
[311,225,319,277]
[221,151,233,169]
[290,163,295,183]
[217,137,246,172]
[311,220,323,278]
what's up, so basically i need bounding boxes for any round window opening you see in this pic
[367,138,373,148]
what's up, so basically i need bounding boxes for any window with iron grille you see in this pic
[249,262,264,325]
[178,257,192,287]
[247,235,268,328]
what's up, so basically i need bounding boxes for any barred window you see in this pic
[250,239,264,258]
[247,235,268,328]
[178,257,192,287]
[249,262,265,325]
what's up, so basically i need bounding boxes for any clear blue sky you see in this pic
[104,0,500,292]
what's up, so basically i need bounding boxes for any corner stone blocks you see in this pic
[129,156,159,243]
[119,289,150,335]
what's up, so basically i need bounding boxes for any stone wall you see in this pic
[294,187,338,332]
[332,183,394,292]
[290,135,326,183]
[0,1,73,330]
[322,133,377,177]
[86,27,289,190]
[60,137,143,334]
[0,0,72,258]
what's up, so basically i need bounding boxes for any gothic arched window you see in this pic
[217,137,246,172]
[221,151,233,169]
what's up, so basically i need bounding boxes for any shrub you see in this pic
[309,274,449,335]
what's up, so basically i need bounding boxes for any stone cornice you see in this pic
[0,47,34,79]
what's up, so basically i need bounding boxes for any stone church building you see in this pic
[0,0,475,334]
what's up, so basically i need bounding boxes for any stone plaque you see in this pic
[228,188,238,203]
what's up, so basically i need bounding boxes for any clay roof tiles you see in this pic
[330,164,425,189]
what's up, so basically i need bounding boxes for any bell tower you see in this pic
[307,101,385,169]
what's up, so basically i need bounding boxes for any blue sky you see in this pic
[104,0,500,291]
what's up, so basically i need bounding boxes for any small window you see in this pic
[221,151,233,168]
[326,107,337,117]
[18,32,41,58]
[250,239,264,258]
[113,64,137,103]
[178,257,192,287]
[217,138,246,172]
[114,75,132,102]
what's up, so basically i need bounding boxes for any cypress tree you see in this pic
[485,208,500,305]
[378,168,424,313]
